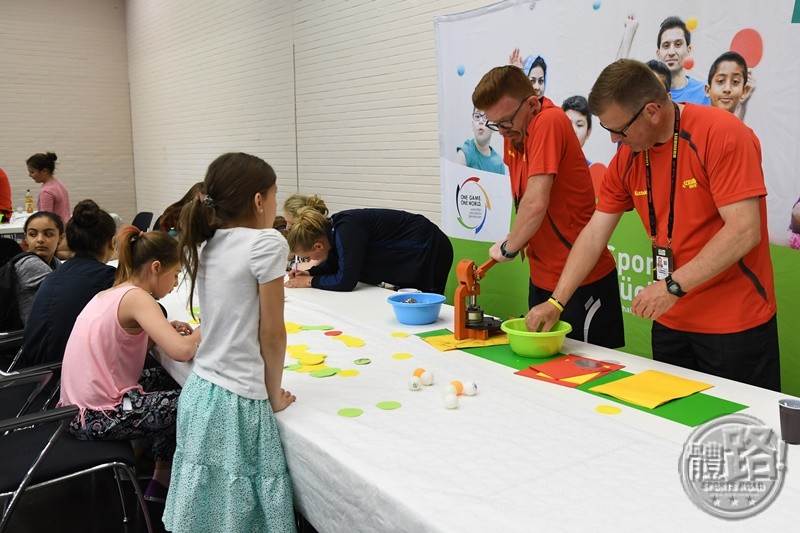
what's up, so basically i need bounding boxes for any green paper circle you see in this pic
[310,367,340,378]
[284,364,303,371]
[376,401,402,410]
[301,325,334,331]
[353,358,371,365]
[337,408,363,418]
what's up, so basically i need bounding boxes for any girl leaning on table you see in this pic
[162,152,297,533]
[58,225,201,502]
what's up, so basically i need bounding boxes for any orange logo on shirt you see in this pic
[634,190,648,196]
[682,178,698,189]
[507,150,525,162]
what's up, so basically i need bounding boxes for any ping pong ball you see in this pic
[420,371,434,386]
[683,57,695,70]
[413,368,426,378]
[443,384,457,396]
[444,393,459,409]
[408,376,422,391]
[462,381,478,396]
[450,380,464,395]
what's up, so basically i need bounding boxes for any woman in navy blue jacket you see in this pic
[285,207,453,294]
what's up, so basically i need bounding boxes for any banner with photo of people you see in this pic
[435,0,800,394]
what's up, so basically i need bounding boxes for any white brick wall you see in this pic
[2,0,495,224]
[0,0,135,223]
[125,0,297,220]
[126,0,492,224]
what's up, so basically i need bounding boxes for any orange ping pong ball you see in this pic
[450,380,464,395]
[413,368,426,378]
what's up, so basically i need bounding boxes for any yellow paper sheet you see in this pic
[588,370,713,409]
[423,333,509,351]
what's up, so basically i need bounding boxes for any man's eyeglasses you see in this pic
[485,99,528,132]
[599,102,648,137]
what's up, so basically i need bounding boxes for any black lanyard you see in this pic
[644,102,680,247]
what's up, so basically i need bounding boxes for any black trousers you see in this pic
[651,315,781,392]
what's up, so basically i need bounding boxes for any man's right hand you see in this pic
[525,301,562,333]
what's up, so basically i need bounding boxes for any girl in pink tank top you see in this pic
[59,224,202,503]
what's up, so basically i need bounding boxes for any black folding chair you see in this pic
[0,371,153,532]
[0,330,24,372]
[0,239,22,268]
[131,212,154,232]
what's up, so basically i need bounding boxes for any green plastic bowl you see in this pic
[500,318,572,358]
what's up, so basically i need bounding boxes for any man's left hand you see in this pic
[630,280,678,320]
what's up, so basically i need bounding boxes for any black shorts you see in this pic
[529,268,625,349]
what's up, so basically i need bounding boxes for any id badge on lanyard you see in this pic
[653,245,673,281]
[646,102,681,282]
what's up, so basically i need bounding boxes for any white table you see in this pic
[159,282,799,532]
[0,212,30,239]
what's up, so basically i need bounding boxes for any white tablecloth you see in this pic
[0,212,30,238]
[158,282,799,533]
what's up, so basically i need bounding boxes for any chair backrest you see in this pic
[0,405,79,532]
[0,367,53,419]
[0,238,23,268]
[130,212,153,232]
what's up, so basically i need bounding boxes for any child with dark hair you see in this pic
[561,95,592,148]
[14,211,64,324]
[158,181,205,235]
[19,200,117,367]
[164,153,296,531]
[59,224,200,502]
[646,59,673,93]
[705,51,752,120]
[26,152,71,223]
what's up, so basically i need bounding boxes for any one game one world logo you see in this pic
[455,176,492,234]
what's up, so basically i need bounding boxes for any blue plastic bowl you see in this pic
[387,292,446,325]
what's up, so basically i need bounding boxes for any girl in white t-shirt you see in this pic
[163,153,296,532]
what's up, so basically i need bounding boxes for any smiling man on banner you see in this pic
[472,65,624,348]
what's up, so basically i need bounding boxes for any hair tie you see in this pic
[202,195,215,209]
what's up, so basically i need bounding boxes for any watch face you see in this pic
[667,279,684,296]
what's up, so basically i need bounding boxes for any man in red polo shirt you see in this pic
[472,66,623,348]
[526,59,779,391]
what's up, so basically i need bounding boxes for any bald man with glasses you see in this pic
[472,65,624,349]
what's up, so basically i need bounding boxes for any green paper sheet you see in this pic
[418,329,748,426]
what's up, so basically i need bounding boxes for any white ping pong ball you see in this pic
[444,393,459,409]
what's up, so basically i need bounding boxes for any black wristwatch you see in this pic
[665,275,686,298]
[500,240,519,259]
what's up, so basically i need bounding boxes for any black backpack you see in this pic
[0,252,36,331]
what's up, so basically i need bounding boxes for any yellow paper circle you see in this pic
[595,404,622,415]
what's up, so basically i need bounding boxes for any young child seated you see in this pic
[19,200,117,367]
[59,225,201,502]
[14,211,64,325]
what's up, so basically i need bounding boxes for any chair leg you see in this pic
[122,466,154,533]
[112,467,130,523]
